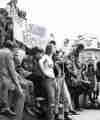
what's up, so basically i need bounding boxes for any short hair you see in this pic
[49,40,56,45]
[0,8,8,17]
[6,17,13,24]
[76,44,84,51]
[45,44,53,55]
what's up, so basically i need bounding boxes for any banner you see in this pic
[6,1,49,49]
[13,17,48,48]
[78,34,98,49]
[23,24,47,48]
[80,38,97,49]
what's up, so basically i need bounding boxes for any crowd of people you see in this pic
[0,7,100,120]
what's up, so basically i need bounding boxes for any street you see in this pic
[0,109,100,120]
[73,110,100,120]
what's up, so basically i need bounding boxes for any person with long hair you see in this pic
[39,44,56,120]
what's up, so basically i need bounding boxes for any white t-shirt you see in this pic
[39,54,55,78]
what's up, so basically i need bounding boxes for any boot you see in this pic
[47,105,55,120]
[0,107,16,117]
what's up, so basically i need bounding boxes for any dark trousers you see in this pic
[70,82,88,109]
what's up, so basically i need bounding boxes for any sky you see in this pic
[0,0,100,48]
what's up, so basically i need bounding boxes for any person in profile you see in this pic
[0,41,25,120]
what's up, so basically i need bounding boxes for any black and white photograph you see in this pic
[0,0,100,120]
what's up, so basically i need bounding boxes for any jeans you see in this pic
[42,78,56,120]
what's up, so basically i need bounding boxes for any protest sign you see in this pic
[13,17,47,48]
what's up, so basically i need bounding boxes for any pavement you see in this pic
[0,109,100,120]
[73,110,100,120]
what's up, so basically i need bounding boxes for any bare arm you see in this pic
[39,56,55,79]
[17,67,32,78]
[6,53,22,90]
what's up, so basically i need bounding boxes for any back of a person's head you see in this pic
[0,8,8,17]
[31,46,44,56]
[76,44,84,51]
